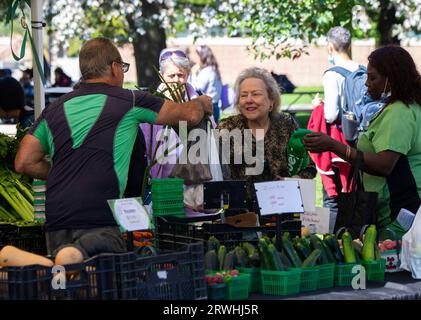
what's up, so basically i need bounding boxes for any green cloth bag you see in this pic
[286,128,313,176]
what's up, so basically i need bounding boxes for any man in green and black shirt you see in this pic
[15,38,213,259]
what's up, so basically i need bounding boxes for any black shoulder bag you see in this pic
[334,151,378,239]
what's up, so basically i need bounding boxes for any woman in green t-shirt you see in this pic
[303,46,421,240]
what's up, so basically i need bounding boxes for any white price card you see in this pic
[254,180,304,216]
[107,197,152,232]
[284,178,316,213]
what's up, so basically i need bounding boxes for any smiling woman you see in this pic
[218,67,316,212]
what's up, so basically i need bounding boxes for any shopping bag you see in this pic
[400,204,421,279]
[334,151,378,239]
[286,128,313,176]
[207,120,223,182]
[169,118,212,185]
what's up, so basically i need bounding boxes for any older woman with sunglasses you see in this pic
[140,48,216,181]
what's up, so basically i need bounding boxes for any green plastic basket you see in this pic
[152,199,184,209]
[261,268,301,296]
[335,263,358,287]
[152,206,185,218]
[226,273,250,300]
[362,259,386,281]
[317,263,335,289]
[237,267,261,293]
[151,178,184,193]
[207,283,227,300]
[152,192,184,201]
[292,266,319,292]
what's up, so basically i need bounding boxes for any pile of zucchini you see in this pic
[204,236,261,272]
[204,225,382,273]
[257,232,342,271]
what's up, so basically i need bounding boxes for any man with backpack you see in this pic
[310,26,361,232]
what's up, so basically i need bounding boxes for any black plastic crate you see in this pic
[0,265,51,300]
[0,225,47,255]
[115,243,207,300]
[155,216,276,251]
[156,215,302,251]
[50,254,118,300]
[0,254,119,300]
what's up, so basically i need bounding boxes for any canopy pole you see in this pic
[31,0,45,118]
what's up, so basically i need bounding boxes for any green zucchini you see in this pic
[242,242,256,256]
[321,241,336,263]
[259,238,275,270]
[234,246,248,268]
[280,250,292,268]
[205,250,218,271]
[294,242,311,260]
[282,233,302,268]
[362,225,377,261]
[342,231,357,263]
[302,249,322,267]
[223,251,235,270]
[268,244,286,271]
[310,235,329,264]
[324,235,344,263]
[218,245,226,270]
[207,236,220,252]
[249,251,261,268]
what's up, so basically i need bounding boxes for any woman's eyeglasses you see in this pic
[159,50,187,63]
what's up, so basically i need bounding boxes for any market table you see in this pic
[249,271,421,300]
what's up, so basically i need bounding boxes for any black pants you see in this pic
[323,165,342,233]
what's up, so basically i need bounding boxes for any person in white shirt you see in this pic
[312,26,358,232]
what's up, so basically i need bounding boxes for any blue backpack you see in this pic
[327,65,367,142]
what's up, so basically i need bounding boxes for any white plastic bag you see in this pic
[207,121,223,182]
[400,205,421,279]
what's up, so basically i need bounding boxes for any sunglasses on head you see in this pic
[159,50,187,63]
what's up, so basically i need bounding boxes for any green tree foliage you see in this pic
[210,0,421,60]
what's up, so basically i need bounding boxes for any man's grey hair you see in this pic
[327,26,352,53]
[234,67,281,118]
[159,48,191,75]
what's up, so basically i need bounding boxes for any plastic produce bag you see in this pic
[286,128,313,176]
[207,120,223,182]
[400,205,421,279]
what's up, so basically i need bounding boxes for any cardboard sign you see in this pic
[254,180,304,215]
[301,207,330,234]
[107,197,152,232]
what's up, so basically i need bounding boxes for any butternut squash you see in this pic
[54,247,84,266]
[0,245,54,267]
[54,247,84,279]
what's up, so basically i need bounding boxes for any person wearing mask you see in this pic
[310,26,359,232]
[304,46,421,240]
